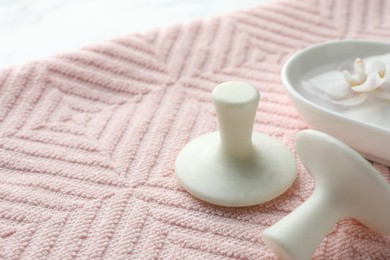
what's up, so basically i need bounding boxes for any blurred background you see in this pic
[0,0,275,68]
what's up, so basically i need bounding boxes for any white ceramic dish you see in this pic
[282,40,390,166]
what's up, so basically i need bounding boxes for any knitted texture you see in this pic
[1,0,390,259]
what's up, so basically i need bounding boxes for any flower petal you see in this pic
[372,61,385,77]
[328,93,368,106]
[304,71,350,97]
[374,89,390,102]
[343,70,355,85]
[351,72,387,92]
[301,81,322,96]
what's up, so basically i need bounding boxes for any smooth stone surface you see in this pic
[176,81,296,207]
[262,130,390,260]
[176,131,296,207]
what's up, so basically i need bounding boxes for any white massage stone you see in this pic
[175,81,297,207]
[262,129,390,260]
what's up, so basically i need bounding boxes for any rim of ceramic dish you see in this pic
[281,39,390,134]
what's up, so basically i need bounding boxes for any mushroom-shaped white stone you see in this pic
[175,81,297,207]
[262,130,390,260]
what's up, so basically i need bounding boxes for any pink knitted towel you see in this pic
[1,0,389,259]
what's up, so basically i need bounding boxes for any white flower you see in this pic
[343,58,367,86]
[302,57,390,106]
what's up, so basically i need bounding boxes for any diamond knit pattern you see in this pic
[1,0,390,259]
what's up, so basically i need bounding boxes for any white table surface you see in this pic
[0,0,275,69]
